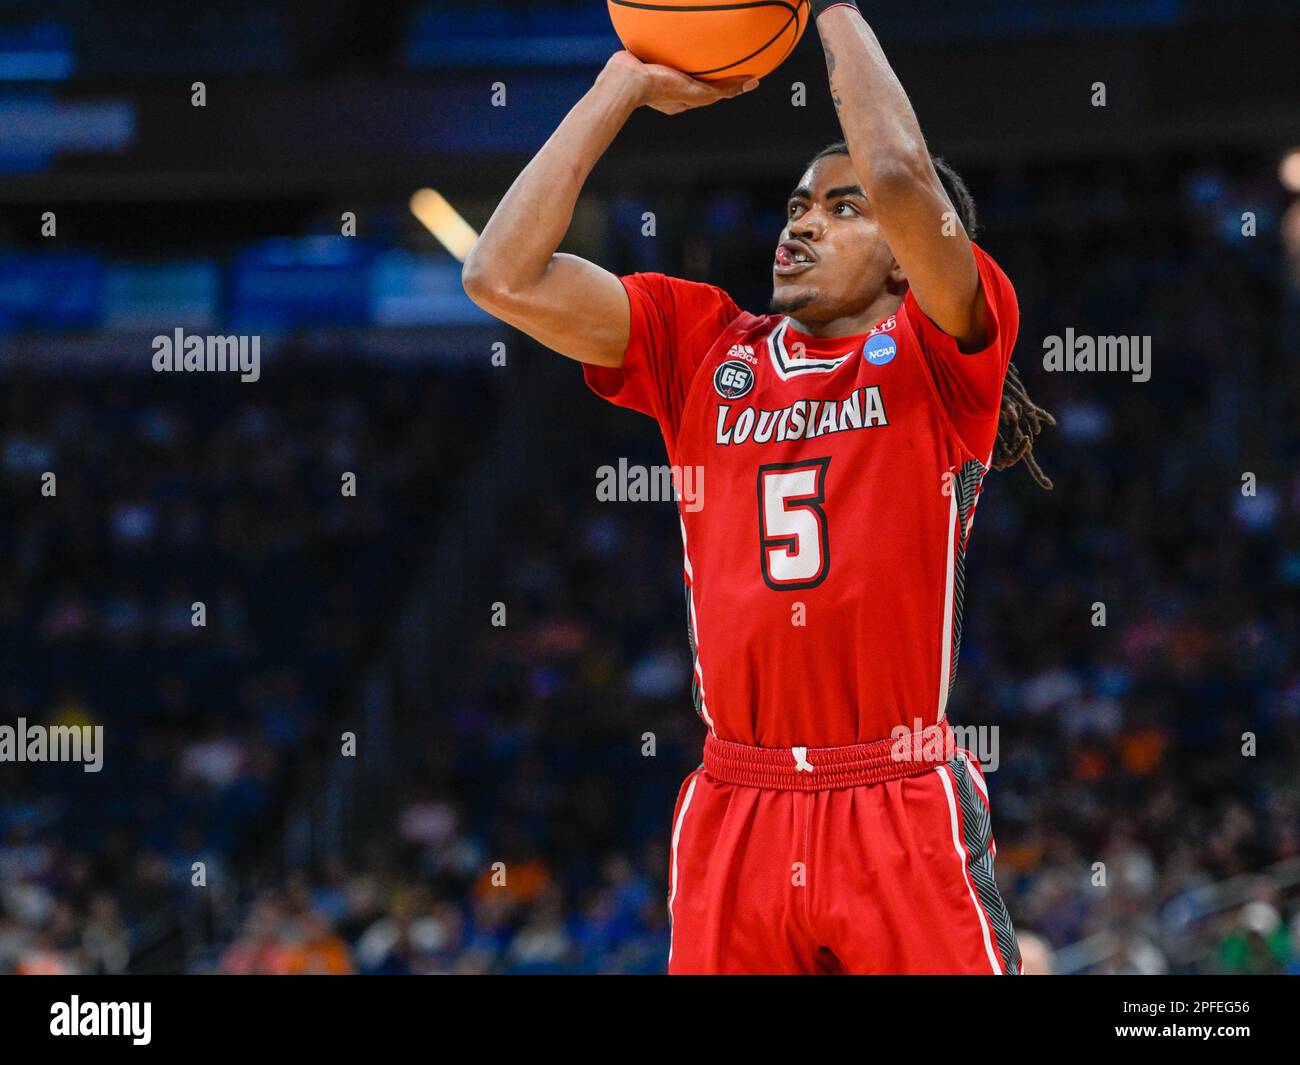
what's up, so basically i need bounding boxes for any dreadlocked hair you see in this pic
[808,140,1056,490]
[993,362,1056,489]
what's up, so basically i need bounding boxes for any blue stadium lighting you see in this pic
[0,23,76,81]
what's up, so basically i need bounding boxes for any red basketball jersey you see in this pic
[584,243,1018,747]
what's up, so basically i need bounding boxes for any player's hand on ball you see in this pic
[604,50,757,114]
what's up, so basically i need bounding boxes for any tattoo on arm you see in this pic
[824,42,842,109]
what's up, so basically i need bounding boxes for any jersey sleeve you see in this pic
[902,242,1019,465]
[583,272,740,441]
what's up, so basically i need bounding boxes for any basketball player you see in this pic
[462,0,1054,973]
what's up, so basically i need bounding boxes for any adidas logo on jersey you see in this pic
[725,344,758,365]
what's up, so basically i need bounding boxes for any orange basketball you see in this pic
[608,0,810,83]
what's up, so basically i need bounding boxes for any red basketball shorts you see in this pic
[665,722,1022,974]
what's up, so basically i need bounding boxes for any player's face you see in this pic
[770,153,899,323]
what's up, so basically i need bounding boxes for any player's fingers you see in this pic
[681,75,758,107]
[715,75,759,98]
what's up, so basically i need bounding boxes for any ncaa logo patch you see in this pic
[863,333,897,366]
[714,359,755,399]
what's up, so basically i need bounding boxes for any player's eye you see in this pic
[834,201,856,215]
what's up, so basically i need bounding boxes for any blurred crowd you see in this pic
[4,152,1299,974]
[0,359,487,973]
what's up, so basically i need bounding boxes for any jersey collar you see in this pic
[766,317,859,381]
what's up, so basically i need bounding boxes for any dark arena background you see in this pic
[1,0,1299,987]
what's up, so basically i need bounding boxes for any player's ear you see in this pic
[886,259,907,293]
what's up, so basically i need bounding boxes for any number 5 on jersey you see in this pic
[758,458,831,591]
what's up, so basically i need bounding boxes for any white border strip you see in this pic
[937,487,958,721]
[667,771,701,966]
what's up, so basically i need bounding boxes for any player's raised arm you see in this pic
[812,3,988,351]
[461,52,754,368]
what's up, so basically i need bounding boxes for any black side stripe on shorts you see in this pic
[947,755,1021,974]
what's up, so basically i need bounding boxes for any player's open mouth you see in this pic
[774,240,816,276]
